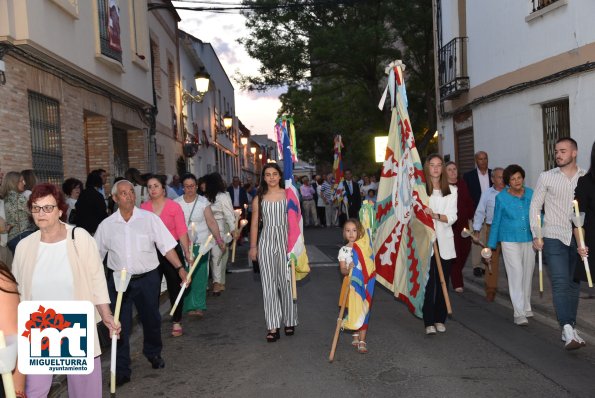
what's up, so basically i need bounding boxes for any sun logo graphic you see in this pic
[18,301,95,375]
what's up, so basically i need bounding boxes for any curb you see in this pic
[462,271,595,344]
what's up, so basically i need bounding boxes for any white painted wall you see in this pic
[179,31,236,179]
[439,0,461,45]
[0,0,152,103]
[441,73,594,188]
[466,0,595,86]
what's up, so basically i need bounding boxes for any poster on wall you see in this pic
[108,0,122,52]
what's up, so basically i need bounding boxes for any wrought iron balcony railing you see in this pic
[531,0,559,13]
[438,37,469,100]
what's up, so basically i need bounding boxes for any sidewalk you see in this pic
[461,251,595,341]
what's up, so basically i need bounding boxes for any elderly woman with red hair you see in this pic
[11,183,120,397]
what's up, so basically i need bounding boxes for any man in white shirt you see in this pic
[530,137,586,350]
[472,168,504,301]
[94,180,188,386]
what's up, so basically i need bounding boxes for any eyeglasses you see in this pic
[31,205,58,213]
[183,184,197,189]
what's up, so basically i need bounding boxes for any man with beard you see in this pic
[530,137,586,350]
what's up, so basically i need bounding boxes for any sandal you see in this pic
[357,341,368,354]
[284,326,295,336]
[187,310,204,317]
[266,329,280,343]
[171,323,183,337]
[351,333,360,346]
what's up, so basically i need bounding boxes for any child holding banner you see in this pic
[338,218,371,354]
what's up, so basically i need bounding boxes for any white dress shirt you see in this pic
[473,186,501,230]
[232,187,240,207]
[94,207,177,274]
[530,167,586,245]
[478,168,490,194]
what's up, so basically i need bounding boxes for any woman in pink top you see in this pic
[141,174,191,337]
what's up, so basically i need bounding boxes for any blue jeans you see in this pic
[543,237,580,327]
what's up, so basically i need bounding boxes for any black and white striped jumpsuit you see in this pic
[259,199,298,329]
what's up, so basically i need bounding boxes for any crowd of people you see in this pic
[0,167,254,397]
[414,138,595,350]
[291,171,379,228]
[0,136,594,396]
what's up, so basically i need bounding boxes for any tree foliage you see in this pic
[240,0,436,173]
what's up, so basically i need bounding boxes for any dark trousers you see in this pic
[423,256,452,327]
[317,206,326,226]
[107,268,162,378]
[158,243,184,323]
[451,226,472,289]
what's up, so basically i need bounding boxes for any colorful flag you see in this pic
[332,135,345,206]
[342,201,376,331]
[276,117,310,280]
[373,61,435,318]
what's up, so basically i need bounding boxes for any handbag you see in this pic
[7,229,35,253]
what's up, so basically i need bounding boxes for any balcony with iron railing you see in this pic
[438,37,469,101]
[531,0,560,12]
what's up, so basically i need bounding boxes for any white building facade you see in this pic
[178,30,238,183]
[434,0,594,186]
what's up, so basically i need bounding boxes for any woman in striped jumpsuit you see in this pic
[249,164,298,342]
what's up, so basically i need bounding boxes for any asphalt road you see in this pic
[53,227,595,397]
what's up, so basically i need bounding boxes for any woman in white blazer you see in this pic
[422,154,458,335]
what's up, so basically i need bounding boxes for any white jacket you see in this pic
[429,185,458,260]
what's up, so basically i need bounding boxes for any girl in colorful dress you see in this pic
[338,211,376,354]
[338,218,369,353]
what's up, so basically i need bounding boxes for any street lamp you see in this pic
[223,113,233,129]
[240,136,248,146]
[250,147,257,155]
[182,69,211,104]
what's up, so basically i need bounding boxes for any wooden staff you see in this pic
[433,242,452,315]
[329,271,351,362]
[110,268,129,396]
[573,200,593,287]
[231,219,248,263]
[291,258,297,301]
[0,330,16,398]
[536,214,543,294]
[170,235,213,316]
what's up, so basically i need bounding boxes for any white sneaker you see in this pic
[435,323,446,333]
[563,324,582,350]
[574,328,587,347]
[514,316,529,326]
[425,326,437,335]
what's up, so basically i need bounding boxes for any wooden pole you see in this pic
[110,269,127,396]
[329,273,351,362]
[433,242,452,315]
[170,235,213,316]
[291,258,297,301]
[0,331,16,398]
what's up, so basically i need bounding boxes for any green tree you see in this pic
[240,0,435,171]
